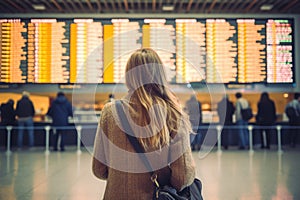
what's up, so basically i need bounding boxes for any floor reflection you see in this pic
[0,147,299,200]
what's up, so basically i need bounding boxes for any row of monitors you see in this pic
[0,18,295,84]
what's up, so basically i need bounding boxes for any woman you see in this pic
[256,92,277,149]
[92,48,195,199]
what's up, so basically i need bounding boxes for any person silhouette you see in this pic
[16,91,35,148]
[185,95,202,151]
[47,92,73,151]
[235,92,250,150]
[217,95,235,150]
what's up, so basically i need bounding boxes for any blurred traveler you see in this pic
[47,92,73,151]
[108,93,115,103]
[256,92,277,149]
[285,93,300,147]
[185,95,203,151]
[217,95,235,150]
[235,92,250,149]
[0,99,16,126]
[16,91,35,148]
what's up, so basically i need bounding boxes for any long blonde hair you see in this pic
[125,48,192,150]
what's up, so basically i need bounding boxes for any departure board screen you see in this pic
[0,19,27,83]
[176,19,206,83]
[26,19,69,83]
[143,19,176,82]
[0,18,295,84]
[237,19,266,83]
[70,19,103,83]
[266,19,293,83]
[206,19,237,83]
[103,19,141,83]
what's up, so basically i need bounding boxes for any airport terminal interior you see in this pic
[1,0,300,199]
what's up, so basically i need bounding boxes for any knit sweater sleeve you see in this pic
[169,131,196,191]
[92,104,112,180]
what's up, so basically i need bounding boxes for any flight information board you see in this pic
[70,19,103,83]
[103,19,141,83]
[237,19,266,83]
[0,19,27,83]
[0,18,295,84]
[143,19,176,82]
[27,19,69,83]
[176,19,206,83]
[266,19,293,83]
[206,19,237,83]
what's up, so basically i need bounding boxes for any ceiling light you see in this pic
[162,5,174,11]
[32,4,46,11]
[260,4,273,11]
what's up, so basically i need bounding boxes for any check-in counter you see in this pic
[0,121,98,148]
[1,120,298,151]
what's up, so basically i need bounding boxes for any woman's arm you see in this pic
[92,157,108,179]
[92,105,111,179]
[169,148,195,191]
[169,131,196,191]
[92,124,108,179]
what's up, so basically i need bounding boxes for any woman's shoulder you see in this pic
[103,101,114,109]
[101,102,115,119]
[101,99,128,120]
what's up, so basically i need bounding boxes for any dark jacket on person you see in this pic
[47,96,73,126]
[0,102,16,125]
[217,98,235,125]
[16,96,35,118]
[256,99,276,125]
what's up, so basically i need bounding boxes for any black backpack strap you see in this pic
[115,100,155,176]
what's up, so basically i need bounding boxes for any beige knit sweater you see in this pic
[92,100,196,200]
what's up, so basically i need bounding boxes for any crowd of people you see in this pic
[186,92,300,150]
[0,91,35,148]
[0,91,300,151]
[0,91,72,151]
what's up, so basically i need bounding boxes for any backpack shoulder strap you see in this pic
[115,100,154,175]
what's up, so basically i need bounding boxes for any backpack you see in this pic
[238,101,253,121]
[241,107,253,121]
[285,106,297,120]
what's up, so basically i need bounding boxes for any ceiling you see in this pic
[0,0,300,14]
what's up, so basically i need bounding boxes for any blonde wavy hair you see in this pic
[125,48,192,150]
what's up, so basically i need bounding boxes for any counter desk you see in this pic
[0,122,298,150]
[0,121,98,149]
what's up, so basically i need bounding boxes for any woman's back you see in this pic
[93,100,195,199]
[92,48,195,199]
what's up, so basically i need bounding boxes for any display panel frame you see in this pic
[0,17,296,85]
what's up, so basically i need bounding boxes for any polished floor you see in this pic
[0,146,299,200]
